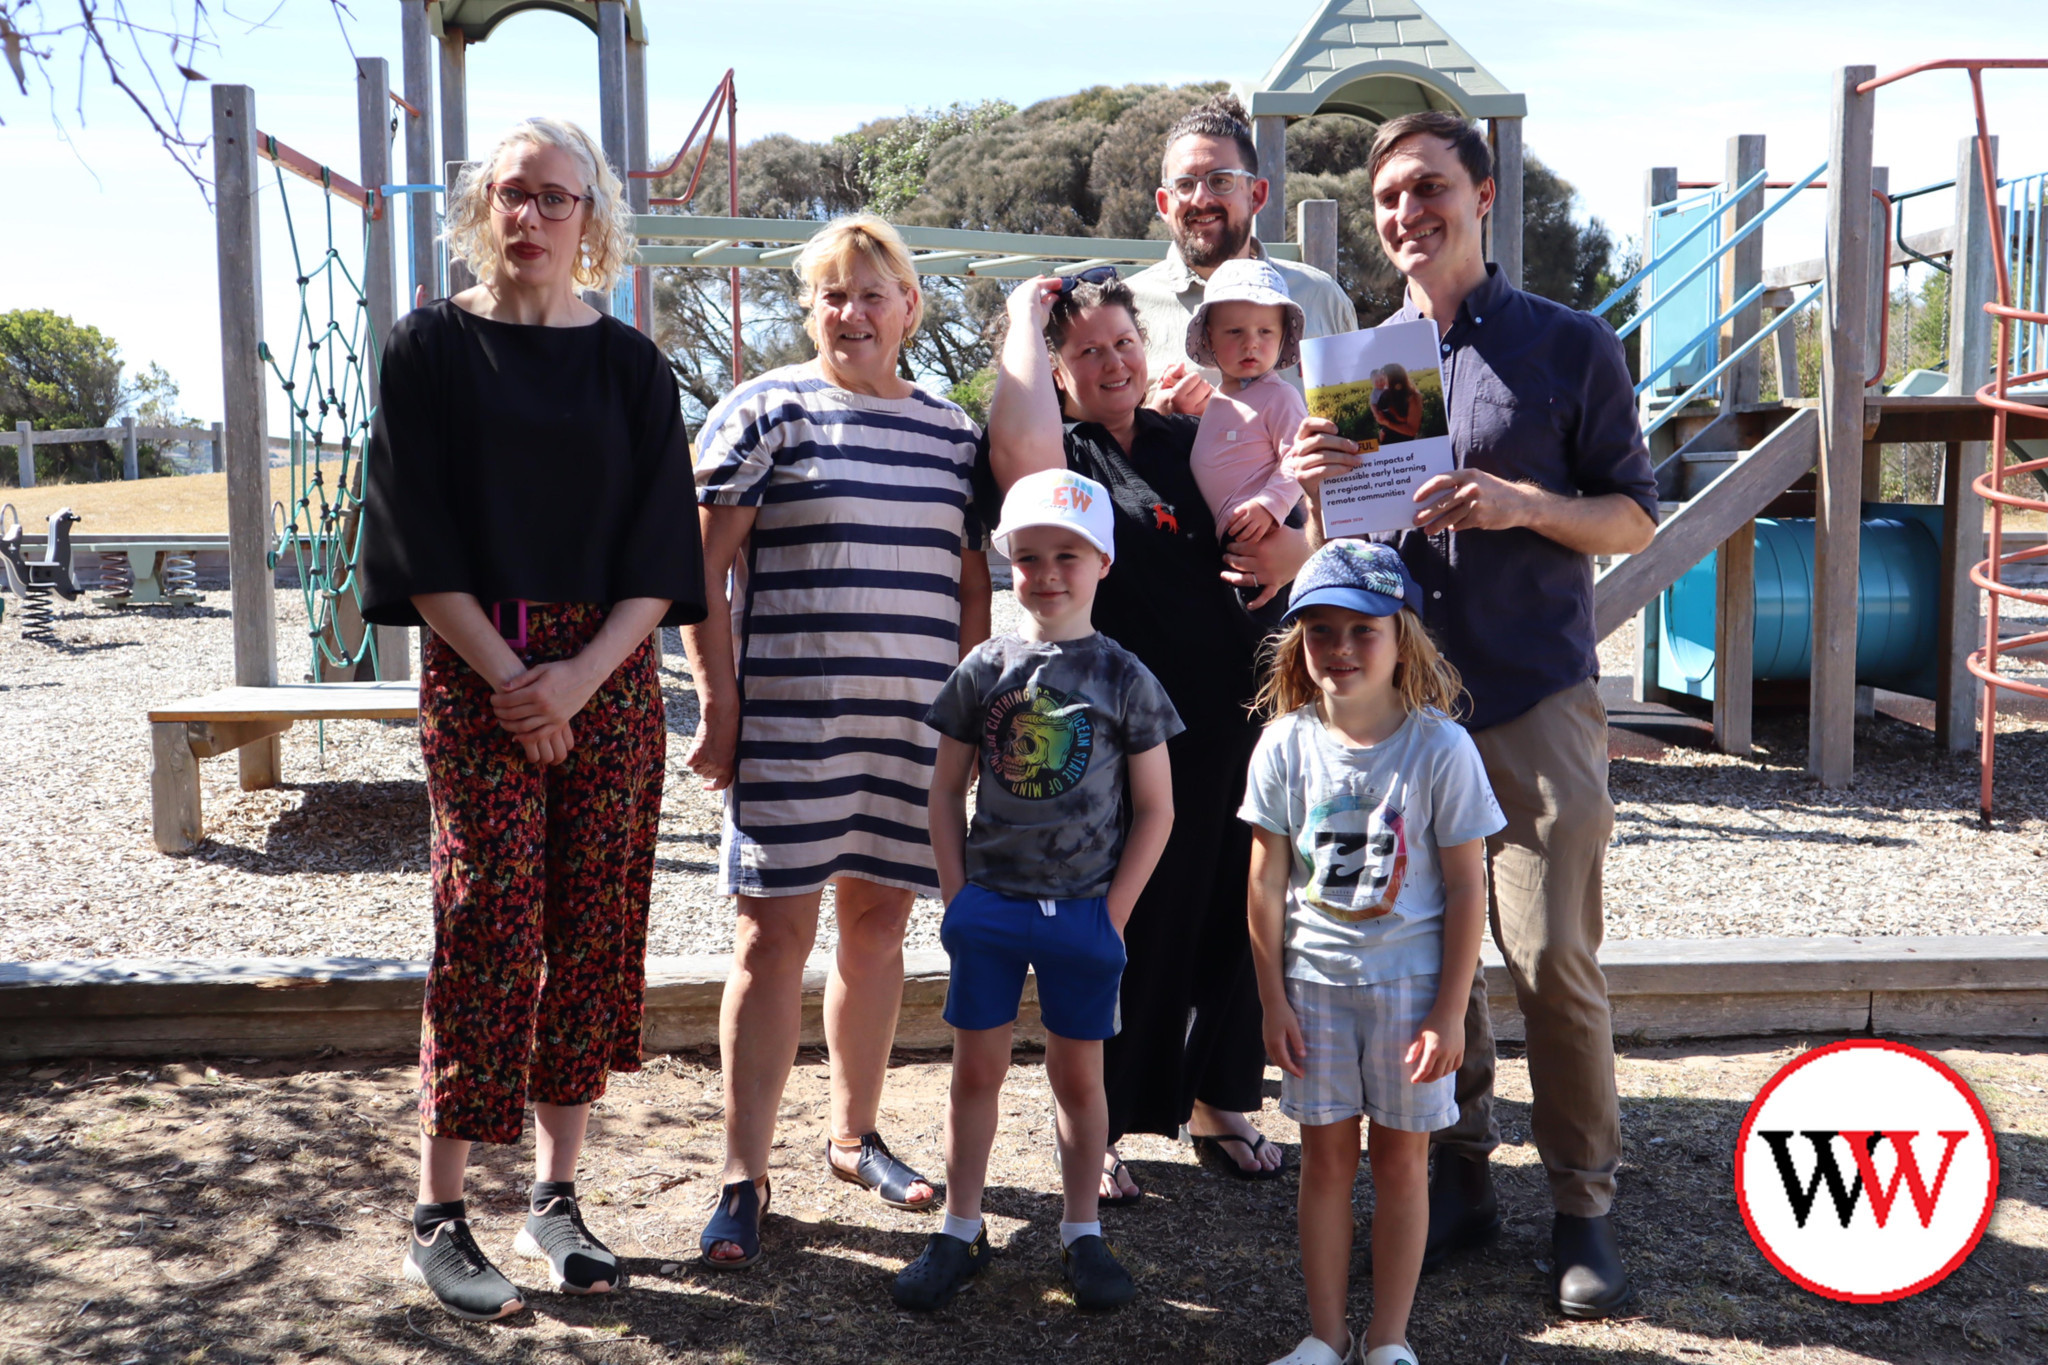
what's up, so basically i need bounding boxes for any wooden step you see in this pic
[3,936,2041,1061]
[149,681,419,724]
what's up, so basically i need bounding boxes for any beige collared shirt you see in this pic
[1126,238,1359,393]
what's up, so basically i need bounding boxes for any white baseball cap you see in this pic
[992,469,1115,563]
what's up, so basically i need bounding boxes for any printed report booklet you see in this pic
[1299,319,1455,537]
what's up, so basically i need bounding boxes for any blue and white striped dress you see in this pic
[694,364,981,898]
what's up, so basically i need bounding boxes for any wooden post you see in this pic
[593,0,629,318]
[1253,114,1287,246]
[1772,312,1804,400]
[1810,66,1877,789]
[1714,521,1755,754]
[1298,199,1338,279]
[1633,167,1679,707]
[13,421,32,489]
[1938,134,1998,752]
[1862,167,1891,501]
[1487,116,1524,289]
[357,58,396,411]
[438,25,467,188]
[355,54,409,683]
[1721,135,1766,409]
[626,30,650,334]
[401,1,438,307]
[212,86,281,789]
[150,723,203,854]
[209,420,223,474]
[121,417,139,480]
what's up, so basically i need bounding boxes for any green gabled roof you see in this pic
[1248,0,1525,121]
[428,0,645,44]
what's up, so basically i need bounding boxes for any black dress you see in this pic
[359,299,705,627]
[976,409,1273,1141]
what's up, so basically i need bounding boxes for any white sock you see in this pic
[941,1212,983,1243]
[1059,1220,1101,1247]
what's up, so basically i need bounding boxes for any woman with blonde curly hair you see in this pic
[682,213,989,1269]
[360,115,705,1321]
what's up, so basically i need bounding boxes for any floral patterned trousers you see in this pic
[417,603,665,1144]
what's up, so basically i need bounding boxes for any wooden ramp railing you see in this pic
[1594,406,1820,640]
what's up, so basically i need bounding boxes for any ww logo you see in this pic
[1735,1041,1999,1302]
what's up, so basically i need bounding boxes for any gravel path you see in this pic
[2,585,2042,964]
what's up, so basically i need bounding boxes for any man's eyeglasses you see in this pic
[487,182,591,221]
[1160,168,1258,200]
[1055,265,1120,295]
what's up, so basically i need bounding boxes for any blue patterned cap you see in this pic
[1281,539,1423,625]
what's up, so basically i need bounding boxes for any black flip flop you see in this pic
[1098,1156,1143,1208]
[827,1132,939,1210]
[1186,1129,1288,1182]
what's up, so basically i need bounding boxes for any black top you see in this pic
[973,409,1273,732]
[1379,266,1659,730]
[359,300,707,629]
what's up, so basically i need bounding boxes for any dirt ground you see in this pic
[1,1038,2042,1365]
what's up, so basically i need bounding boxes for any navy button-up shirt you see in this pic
[1377,266,1658,732]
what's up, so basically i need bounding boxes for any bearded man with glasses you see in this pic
[1126,94,1358,414]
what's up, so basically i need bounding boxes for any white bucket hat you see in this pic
[992,469,1115,563]
[1185,257,1306,371]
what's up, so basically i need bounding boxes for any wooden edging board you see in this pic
[1,937,2043,1063]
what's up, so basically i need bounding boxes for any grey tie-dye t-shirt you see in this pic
[925,632,1184,899]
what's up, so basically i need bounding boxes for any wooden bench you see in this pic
[149,682,420,853]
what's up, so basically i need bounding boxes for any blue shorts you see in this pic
[940,884,1126,1041]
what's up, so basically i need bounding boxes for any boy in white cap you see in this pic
[1186,257,1310,604]
[894,469,1182,1314]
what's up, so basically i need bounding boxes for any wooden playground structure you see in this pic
[145,1,2047,849]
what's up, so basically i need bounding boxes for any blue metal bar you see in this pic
[1618,161,1829,343]
[1634,282,1769,396]
[379,183,444,195]
[1642,284,1823,439]
[1588,166,1771,319]
[1654,186,1723,217]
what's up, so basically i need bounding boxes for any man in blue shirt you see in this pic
[1287,110,1658,1321]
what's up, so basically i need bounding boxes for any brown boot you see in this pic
[1422,1152,1499,1272]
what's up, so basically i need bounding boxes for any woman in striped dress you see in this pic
[681,216,989,1267]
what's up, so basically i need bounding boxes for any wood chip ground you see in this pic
[2,589,2041,963]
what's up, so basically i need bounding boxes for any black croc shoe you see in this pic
[514,1194,623,1294]
[1061,1234,1137,1310]
[889,1226,990,1310]
[403,1219,525,1321]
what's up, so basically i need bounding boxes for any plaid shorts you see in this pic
[1279,975,1460,1132]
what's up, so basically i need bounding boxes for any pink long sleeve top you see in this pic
[1188,369,1309,541]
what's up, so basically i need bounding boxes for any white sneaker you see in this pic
[1267,1331,1354,1365]
[1361,1344,1420,1365]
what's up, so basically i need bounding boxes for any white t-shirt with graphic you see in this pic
[1239,705,1505,986]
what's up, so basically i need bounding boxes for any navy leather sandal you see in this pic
[699,1176,770,1271]
[827,1132,939,1210]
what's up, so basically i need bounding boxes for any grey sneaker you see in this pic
[513,1195,623,1293]
[402,1219,525,1321]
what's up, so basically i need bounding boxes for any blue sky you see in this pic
[2,0,2043,424]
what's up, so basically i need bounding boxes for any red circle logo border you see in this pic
[1734,1038,2001,1303]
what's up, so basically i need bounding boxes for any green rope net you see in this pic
[256,152,384,683]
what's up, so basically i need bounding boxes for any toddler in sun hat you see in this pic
[1186,257,1311,605]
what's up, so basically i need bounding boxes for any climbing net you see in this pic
[256,149,383,682]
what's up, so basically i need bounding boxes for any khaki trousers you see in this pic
[1434,678,1621,1217]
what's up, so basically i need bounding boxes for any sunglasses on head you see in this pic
[1054,265,1120,295]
